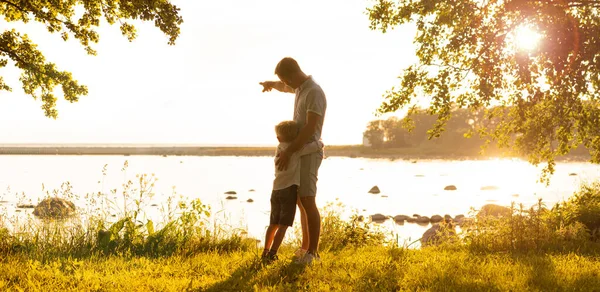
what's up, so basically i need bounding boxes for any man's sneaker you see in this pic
[293,248,307,259]
[294,252,320,265]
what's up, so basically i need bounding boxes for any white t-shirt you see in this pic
[294,76,327,144]
[273,140,324,190]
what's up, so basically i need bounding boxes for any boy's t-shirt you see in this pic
[273,140,324,190]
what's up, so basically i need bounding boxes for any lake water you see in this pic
[1,155,599,244]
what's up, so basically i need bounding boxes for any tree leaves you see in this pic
[0,0,183,118]
[367,0,600,183]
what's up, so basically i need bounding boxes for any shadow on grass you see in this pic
[201,257,307,292]
[514,253,600,291]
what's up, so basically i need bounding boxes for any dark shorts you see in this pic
[270,185,298,227]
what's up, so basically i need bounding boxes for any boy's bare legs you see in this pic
[297,196,309,251]
[263,225,278,256]
[300,196,321,254]
[270,225,288,253]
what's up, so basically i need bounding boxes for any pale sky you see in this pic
[0,0,417,146]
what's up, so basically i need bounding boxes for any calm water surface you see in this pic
[1,155,598,243]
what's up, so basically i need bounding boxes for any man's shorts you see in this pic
[299,151,323,197]
[270,185,298,227]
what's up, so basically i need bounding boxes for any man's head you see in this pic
[275,120,299,143]
[275,57,307,89]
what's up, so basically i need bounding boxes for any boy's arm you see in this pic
[298,140,324,156]
[259,81,295,93]
[276,111,320,171]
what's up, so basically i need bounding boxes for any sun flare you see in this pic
[514,25,542,51]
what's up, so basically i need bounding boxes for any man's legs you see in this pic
[297,196,309,251]
[300,196,320,254]
[298,152,323,257]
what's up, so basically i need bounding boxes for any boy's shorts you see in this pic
[270,185,298,227]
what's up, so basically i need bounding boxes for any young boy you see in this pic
[262,120,324,262]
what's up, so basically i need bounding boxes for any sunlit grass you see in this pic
[1,163,600,291]
[1,247,599,291]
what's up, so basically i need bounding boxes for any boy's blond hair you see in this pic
[275,120,299,143]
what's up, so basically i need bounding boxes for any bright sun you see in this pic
[514,25,542,51]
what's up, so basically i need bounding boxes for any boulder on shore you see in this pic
[477,204,511,218]
[444,185,457,191]
[368,186,381,194]
[33,198,76,219]
[225,196,237,200]
[224,191,237,195]
[246,199,254,203]
[421,223,457,246]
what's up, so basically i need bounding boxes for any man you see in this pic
[259,57,327,264]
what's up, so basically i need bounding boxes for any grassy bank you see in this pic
[2,247,600,291]
[2,167,600,291]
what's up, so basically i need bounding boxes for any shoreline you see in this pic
[0,145,592,162]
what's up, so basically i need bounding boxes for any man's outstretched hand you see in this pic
[259,81,276,92]
[275,150,291,171]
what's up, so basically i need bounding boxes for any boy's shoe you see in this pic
[261,253,278,264]
[294,252,320,265]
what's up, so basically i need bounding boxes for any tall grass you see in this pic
[0,161,253,261]
[1,161,600,262]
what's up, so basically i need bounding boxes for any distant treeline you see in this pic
[363,108,590,158]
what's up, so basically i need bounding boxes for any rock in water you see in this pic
[225,196,237,200]
[368,186,381,194]
[569,173,577,176]
[246,199,254,203]
[416,216,430,224]
[454,214,465,223]
[370,213,388,222]
[224,191,237,195]
[33,198,76,219]
[478,204,511,218]
[444,185,457,191]
[17,203,35,209]
[430,215,443,223]
[394,215,411,222]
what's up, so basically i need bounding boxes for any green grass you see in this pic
[3,164,600,291]
[1,246,600,291]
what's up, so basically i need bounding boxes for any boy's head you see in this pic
[275,120,299,143]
